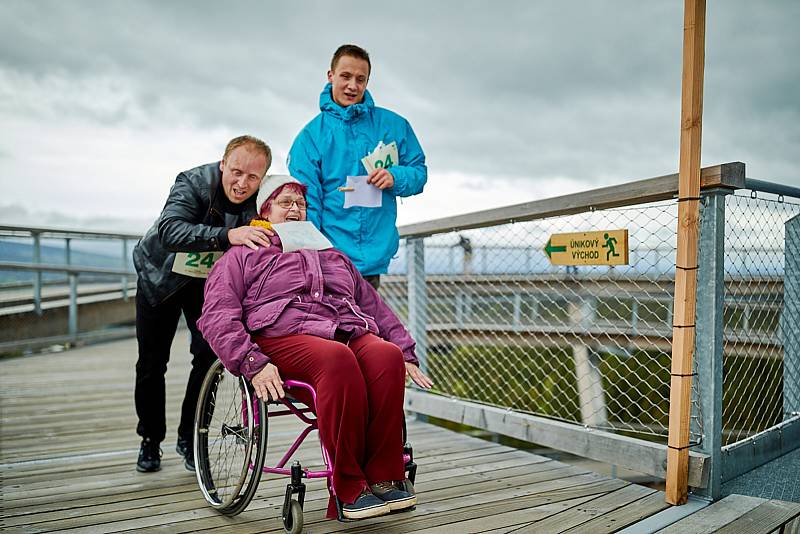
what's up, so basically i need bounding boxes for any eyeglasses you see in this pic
[274,198,307,210]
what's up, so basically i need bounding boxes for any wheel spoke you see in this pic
[193,360,267,515]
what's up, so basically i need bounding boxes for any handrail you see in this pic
[0,224,143,240]
[0,262,135,277]
[398,162,745,239]
[744,179,800,200]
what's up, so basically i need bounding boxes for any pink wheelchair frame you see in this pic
[194,360,416,533]
[267,380,416,526]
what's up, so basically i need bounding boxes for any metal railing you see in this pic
[2,166,798,499]
[385,162,800,497]
[0,225,140,342]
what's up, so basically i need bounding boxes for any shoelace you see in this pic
[371,481,396,494]
[142,441,162,459]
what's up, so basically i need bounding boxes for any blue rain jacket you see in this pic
[288,84,427,275]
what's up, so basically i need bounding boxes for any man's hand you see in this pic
[251,363,285,401]
[228,225,273,250]
[367,168,395,190]
[405,362,433,389]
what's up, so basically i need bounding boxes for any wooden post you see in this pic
[666,0,706,505]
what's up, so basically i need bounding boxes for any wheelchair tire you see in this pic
[283,499,303,534]
[194,359,267,516]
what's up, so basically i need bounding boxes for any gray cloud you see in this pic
[0,0,798,224]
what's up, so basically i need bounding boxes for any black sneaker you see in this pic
[176,436,190,457]
[176,436,195,471]
[136,438,162,472]
[342,488,391,519]
[370,481,417,511]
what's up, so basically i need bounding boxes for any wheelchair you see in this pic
[193,359,417,534]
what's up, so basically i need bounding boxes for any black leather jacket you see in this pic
[133,161,257,307]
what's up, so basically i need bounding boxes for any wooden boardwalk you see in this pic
[1,336,798,533]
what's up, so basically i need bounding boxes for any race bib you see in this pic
[361,140,398,173]
[172,251,224,278]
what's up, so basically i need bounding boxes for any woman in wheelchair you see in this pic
[198,175,433,520]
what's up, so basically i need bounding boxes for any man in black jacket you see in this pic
[132,135,273,472]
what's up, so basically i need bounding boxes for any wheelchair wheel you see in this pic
[283,499,303,534]
[194,359,267,516]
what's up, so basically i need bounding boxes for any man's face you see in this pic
[219,145,269,204]
[327,55,370,107]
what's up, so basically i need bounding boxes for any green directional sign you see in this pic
[543,229,629,266]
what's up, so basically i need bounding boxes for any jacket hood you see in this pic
[319,83,375,122]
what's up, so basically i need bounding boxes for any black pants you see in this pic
[134,279,216,444]
[363,274,381,290]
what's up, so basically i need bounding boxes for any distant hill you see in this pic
[0,241,134,284]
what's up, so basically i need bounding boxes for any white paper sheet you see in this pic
[342,175,382,208]
[272,221,333,252]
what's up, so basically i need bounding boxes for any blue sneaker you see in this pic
[342,488,391,519]
[370,481,417,511]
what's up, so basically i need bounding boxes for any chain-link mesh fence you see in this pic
[722,191,800,446]
[383,199,694,442]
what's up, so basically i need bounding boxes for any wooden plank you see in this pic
[4,453,557,531]
[409,495,604,534]
[512,483,656,533]
[33,466,594,533]
[288,476,625,534]
[714,500,800,534]
[559,490,671,533]
[405,389,709,487]
[398,162,744,238]
[666,0,706,506]
[153,470,616,534]
[0,444,517,515]
[656,494,766,533]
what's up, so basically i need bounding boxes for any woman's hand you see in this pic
[251,363,285,400]
[405,362,433,389]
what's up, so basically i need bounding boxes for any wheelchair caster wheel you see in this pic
[283,499,303,534]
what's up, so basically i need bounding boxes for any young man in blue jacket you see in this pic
[288,44,427,289]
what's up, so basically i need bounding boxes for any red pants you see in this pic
[253,333,406,518]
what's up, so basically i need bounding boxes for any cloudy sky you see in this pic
[0,1,797,232]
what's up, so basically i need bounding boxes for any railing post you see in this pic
[65,237,72,288]
[784,214,800,417]
[68,271,79,341]
[512,293,522,330]
[32,231,42,315]
[570,298,607,428]
[407,237,428,374]
[692,188,728,500]
[121,238,129,301]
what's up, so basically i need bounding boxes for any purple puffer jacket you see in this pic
[197,237,417,381]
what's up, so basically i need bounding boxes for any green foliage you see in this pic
[597,349,671,428]
[427,343,581,422]
[427,343,782,440]
[722,354,783,436]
